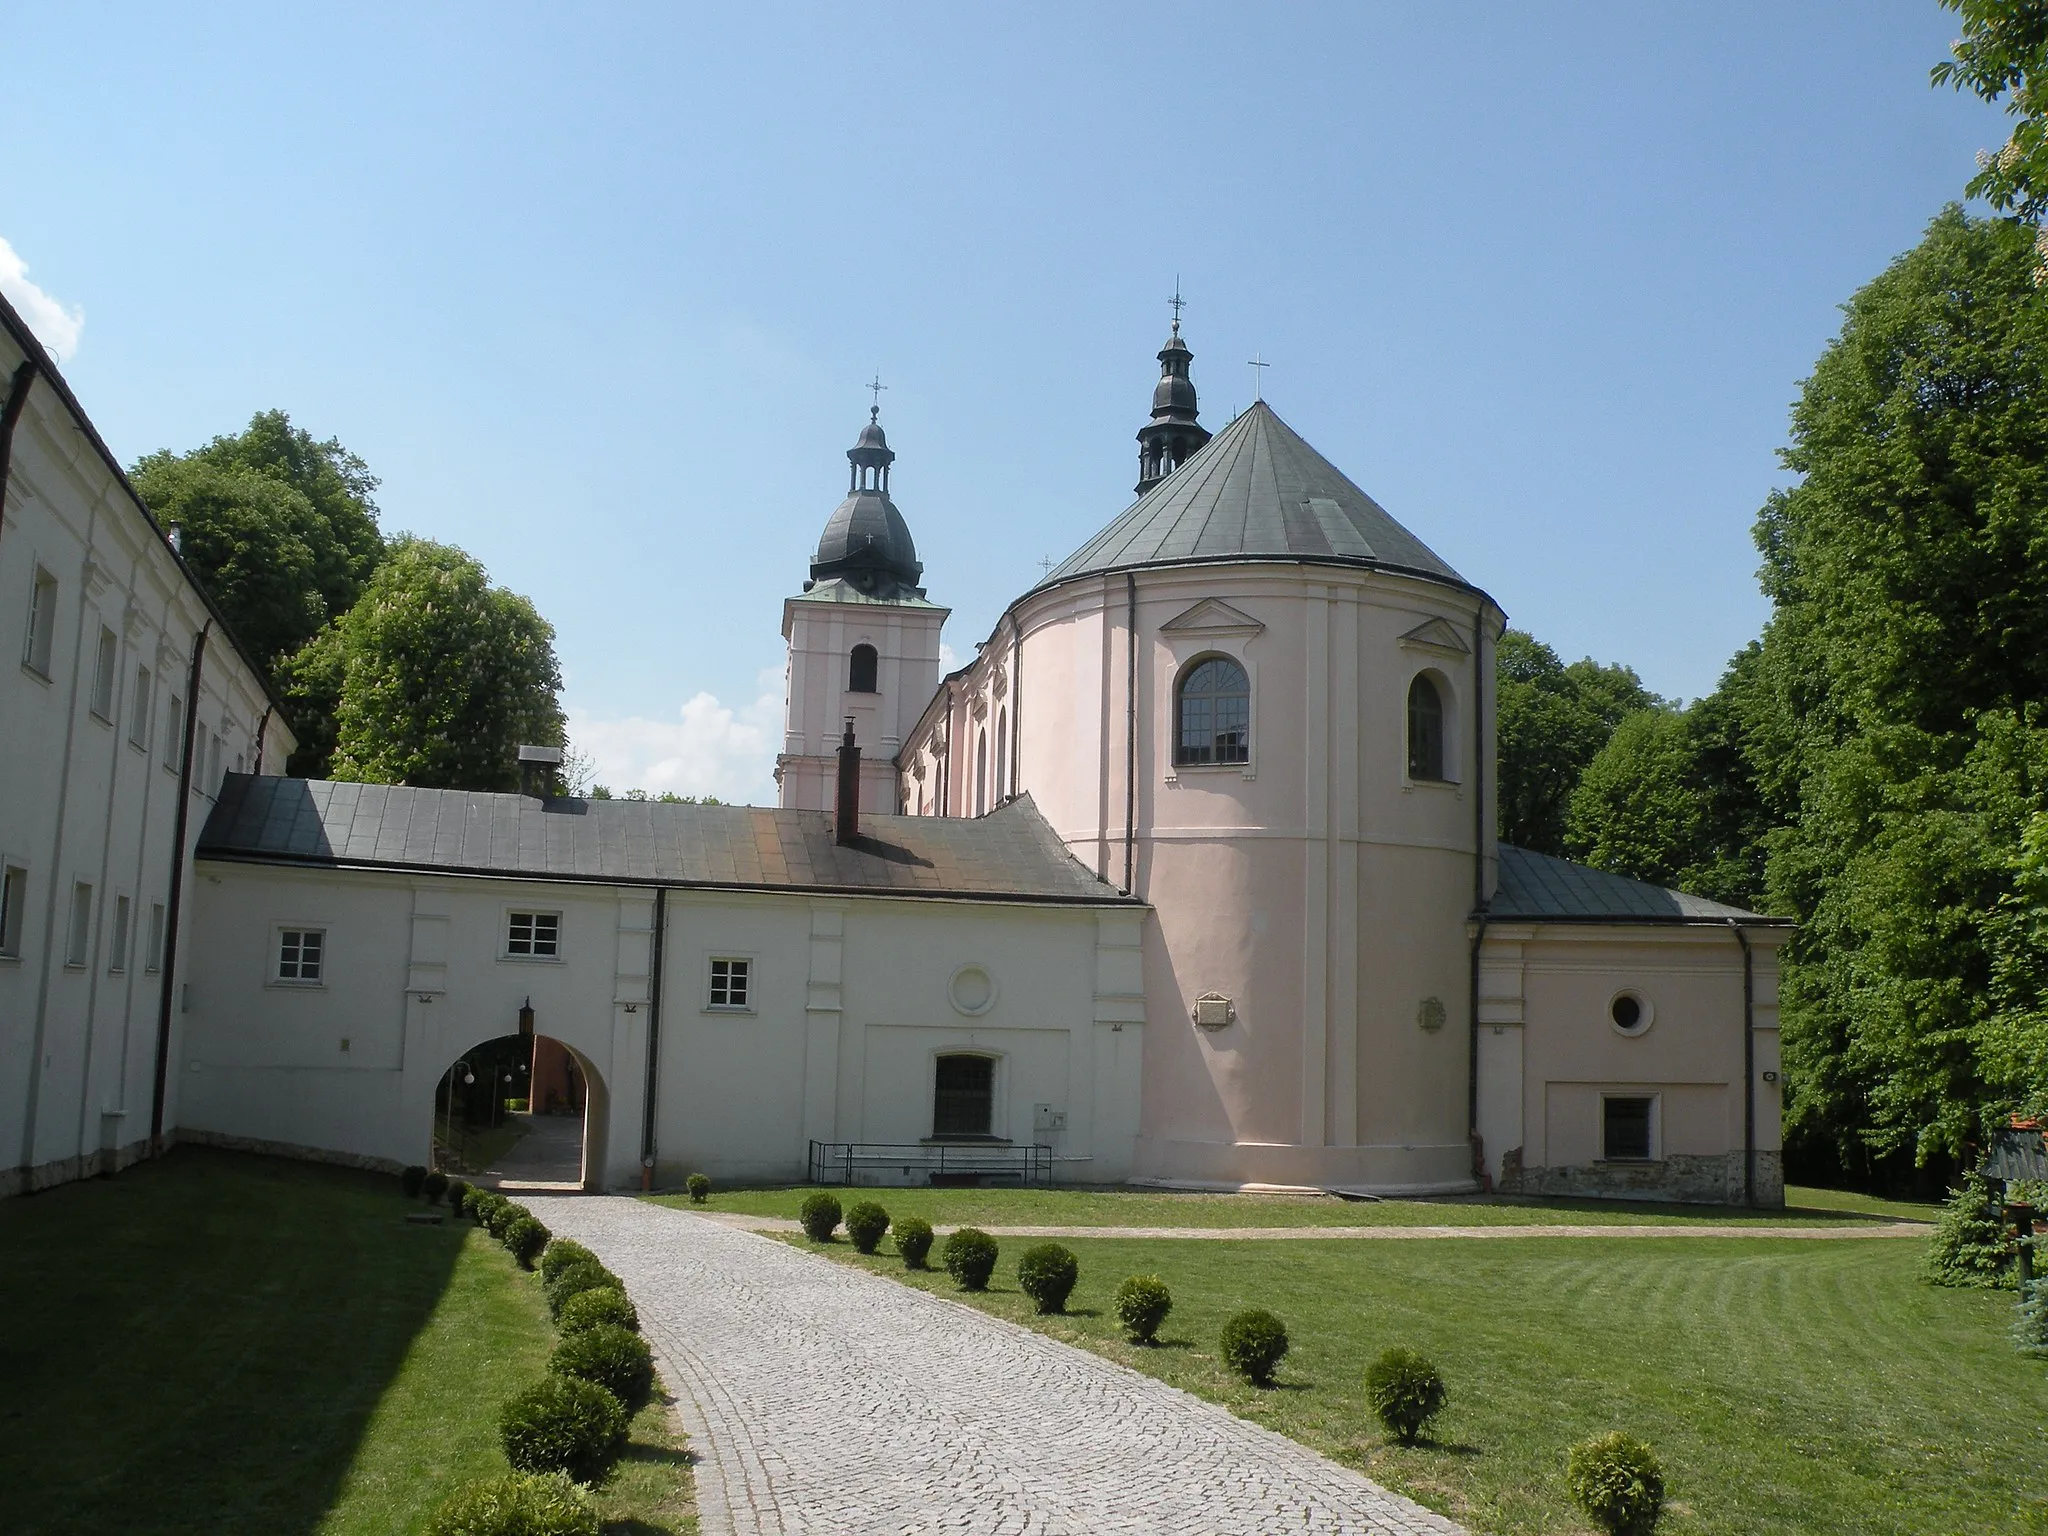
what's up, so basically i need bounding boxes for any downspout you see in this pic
[640,886,667,1190]
[1728,918,1755,1207]
[0,359,34,545]
[1467,602,1489,1172]
[1123,572,1138,895]
[150,620,211,1149]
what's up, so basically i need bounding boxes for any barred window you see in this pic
[1175,656,1250,766]
[1603,1096,1654,1161]
[709,957,751,1009]
[507,912,560,957]
[277,928,324,983]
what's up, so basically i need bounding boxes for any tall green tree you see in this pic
[1565,708,1701,890]
[1934,0,2048,222]
[1756,207,2048,1171]
[309,537,565,790]
[1495,629,1662,854]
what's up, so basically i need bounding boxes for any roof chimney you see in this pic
[517,743,564,798]
[835,718,861,845]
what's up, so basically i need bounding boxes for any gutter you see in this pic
[640,886,667,1189]
[150,620,211,1148]
[1728,918,1756,1208]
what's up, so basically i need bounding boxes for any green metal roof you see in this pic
[1489,844,1785,924]
[1041,399,1467,590]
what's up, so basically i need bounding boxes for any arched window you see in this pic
[1407,673,1446,781]
[1175,655,1251,766]
[994,709,1008,804]
[974,728,988,816]
[848,644,878,693]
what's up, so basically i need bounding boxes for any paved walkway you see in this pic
[689,1210,1929,1242]
[527,1196,1466,1536]
[480,1112,584,1191]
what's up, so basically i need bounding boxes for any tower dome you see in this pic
[808,407,925,599]
[1136,304,1211,494]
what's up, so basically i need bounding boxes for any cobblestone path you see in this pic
[526,1196,1467,1536]
[689,1211,1928,1242]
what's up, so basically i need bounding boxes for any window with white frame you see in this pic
[506,911,560,957]
[89,626,118,721]
[0,864,27,958]
[65,882,93,968]
[130,664,152,747]
[163,693,183,771]
[708,957,751,1009]
[1175,655,1251,766]
[1407,673,1447,781]
[108,895,131,974]
[24,567,57,677]
[145,901,166,972]
[276,928,325,983]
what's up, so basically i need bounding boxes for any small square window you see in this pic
[109,895,131,974]
[145,902,166,972]
[277,928,325,983]
[90,626,118,722]
[0,865,28,957]
[1603,1096,1655,1161]
[708,957,751,1009]
[507,911,560,957]
[23,568,58,677]
[65,882,93,968]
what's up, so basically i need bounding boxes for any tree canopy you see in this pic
[1934,0,2048,222]
[1494,629,1662,855]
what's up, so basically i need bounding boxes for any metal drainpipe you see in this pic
[1467,602,1489,1171]
[150,620,211,1149]
[0,360,34,546]
[1728,918,1755,1207]
[640,886,667,1190]
[1124,572,1138,895]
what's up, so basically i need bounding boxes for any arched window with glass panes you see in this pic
[1407,673,1446,781]
[848,644,878,693]
[1175,655,1251,766]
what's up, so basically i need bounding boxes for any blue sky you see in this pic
[1,3,2008,801]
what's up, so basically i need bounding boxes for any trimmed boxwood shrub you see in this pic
[1566,1432,1665,1535]
[446,1178,472,1215]
[1365,1347,1447,1444]
[551,1323,656,1414]
[686,1173,711,1204]
[894,1216,935,1269]
[423,1169,450,1205]
[540,1239,600,1285]
[469,1189,504,1225]
[484,1199,524,1239]
[504,1215,551,1269]
[559,1286,638,1337]
[423,1471,598,1536]
[942,1227,999,1291]
[1017,1243,1079,1314]
[1114,1275,1172,1343]
[401,1164,429,1199]
[844,1201,890,1254]
[799,1192,842,1242]
[546,1261,620,1320]
[499,1375,626,1485]
[1219,1308,1289,1386]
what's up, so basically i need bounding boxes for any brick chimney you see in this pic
[835,718,860,846]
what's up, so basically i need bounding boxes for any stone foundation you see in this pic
[2,1134,160,1199]
[1499,1150,1783,1208]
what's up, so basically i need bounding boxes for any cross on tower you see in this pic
[1247,354,1270,401]
[1167,280,1186,330]
[867,374,888,419]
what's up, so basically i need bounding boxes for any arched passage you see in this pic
[432,1032,609,1192]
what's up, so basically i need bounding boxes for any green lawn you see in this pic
[0,1147,691,1535]
[663,1181,1927,1230]
[792,1229,2046,1535]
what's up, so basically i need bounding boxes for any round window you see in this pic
[948,964,997,1017]
[1609,991,1653,1036]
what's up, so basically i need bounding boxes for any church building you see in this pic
[1,287,1790,1206]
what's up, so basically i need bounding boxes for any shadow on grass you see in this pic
[0,1147,465,1536]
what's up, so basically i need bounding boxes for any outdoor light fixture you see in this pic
[518,996,535,1036]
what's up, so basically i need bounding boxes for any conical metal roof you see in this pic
[1047,400,1466,589]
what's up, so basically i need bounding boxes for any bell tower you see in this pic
[778,401,949,813]
[1136,292,1211,493]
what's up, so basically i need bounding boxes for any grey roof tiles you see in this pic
[1490,844,1783,924]
[199,776,1135,905]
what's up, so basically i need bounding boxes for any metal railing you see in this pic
[807,1139,1054,1187]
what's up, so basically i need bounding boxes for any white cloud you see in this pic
[940,642,959,670]
[0,237,83,363]
[566,670,783,804]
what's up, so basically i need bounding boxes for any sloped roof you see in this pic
[198,776,1135,905]
[1489,844,1786,924]
[1041,400,1467,590]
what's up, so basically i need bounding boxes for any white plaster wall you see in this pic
[0,334,293,1197]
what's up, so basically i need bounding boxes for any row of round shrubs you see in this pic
[411,1186,659,1534]
[794,1190,1661,1533]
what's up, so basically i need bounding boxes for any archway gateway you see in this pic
[432,1032,607,1192]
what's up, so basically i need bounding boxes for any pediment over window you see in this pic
[1398,616,1471,655]
[1160,598,1265,636]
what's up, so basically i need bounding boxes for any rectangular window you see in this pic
[108,895,131,974]
[89,626,118,721]
[145,901,166,972]
[1603,1096,1655,1161]
[23,567,57,676]
[933,1053,995,1138]
[506,911,560,957]
[129,665,152,747]
[708,957,751,1008]
[164,693,183,771]
[0,865,27,957]
[65,882,93,968]
[276,928,325,983]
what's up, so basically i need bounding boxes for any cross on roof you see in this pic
[868,374,887,418]
[1247,354,1270,400]
[1167,280,1186,330]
